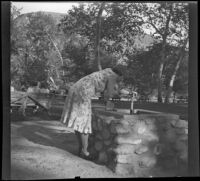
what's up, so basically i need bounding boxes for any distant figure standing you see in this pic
[21,85,26,92]
[27,82,41,93]
[60,67,123,160]
[130,91,138,114]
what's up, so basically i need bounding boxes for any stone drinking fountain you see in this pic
[89,106,188,177]
[47,93,188,177]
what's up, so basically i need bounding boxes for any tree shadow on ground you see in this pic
[16,121,106,167]
[17,122,80,156]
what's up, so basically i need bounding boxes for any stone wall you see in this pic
[89,108,188,177]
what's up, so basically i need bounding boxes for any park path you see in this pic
[11,118,121,180]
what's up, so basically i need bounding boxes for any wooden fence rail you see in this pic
[11,91,67,117]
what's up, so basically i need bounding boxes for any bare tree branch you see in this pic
[163,4,173,38]
[45,31,64,66]
[145,12,163,36]
[45,30,65,79]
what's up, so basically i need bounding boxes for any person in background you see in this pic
[60,67,123,160]
[21,85,26,92]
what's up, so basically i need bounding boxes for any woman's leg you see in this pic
[75,131,89,156]
[80,133,89,156]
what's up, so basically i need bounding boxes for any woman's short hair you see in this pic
[111,66,123,77]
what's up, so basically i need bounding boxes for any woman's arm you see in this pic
[103,76,119,100]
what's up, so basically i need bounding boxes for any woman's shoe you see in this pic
[80,152,95,161]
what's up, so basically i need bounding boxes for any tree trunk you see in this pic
[49,76,58,89]
[50,65,60,79]
[165,38,188,103]
[173,91,176,103]
[165,86,172,104]
[46,31,65,78]
[157,5,173,103]
[24,46,28,68]
[21,95,28,116]
[157,41,166,103]
[95,3,105,71]
[165,53,185,103]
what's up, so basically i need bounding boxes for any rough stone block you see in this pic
[88,146,98,158]
[175,140,187,152]
[108,144,137,155]
[164,129,177,143]
[131,121,147,134]
[104,140,112,146]
[115,154,138,164]
[144,118,156,125]
[175,128,186,135]
[159,122,172,131]
[97,118,103,131]
[153,143,164,155]
[94,141,104,151]
[170,119,178,127]
[110,118,130,126]
[161,157,178,170]
[138,156,157,168]
[95,132,103,140]
[135,145,149,154]
[114,134,142,145]
[101,127,111,140]
[179,149,188,162]
[156,114,180,121]
[184,128,188,135]
[137,126,146,134]
[98,151,108,164]
[179,135,188,141]
[143,131,159,142]
[108,162,135,176]
[92,108,187,177]
[100,116,116,125]
[110,123,131,134]
[174,120,188,128]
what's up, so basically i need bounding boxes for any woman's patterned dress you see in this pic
[60,68,118,134]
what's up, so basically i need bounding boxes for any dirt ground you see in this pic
[11,116,184,179]
[11,102,188,179]
[11,116,125,180]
